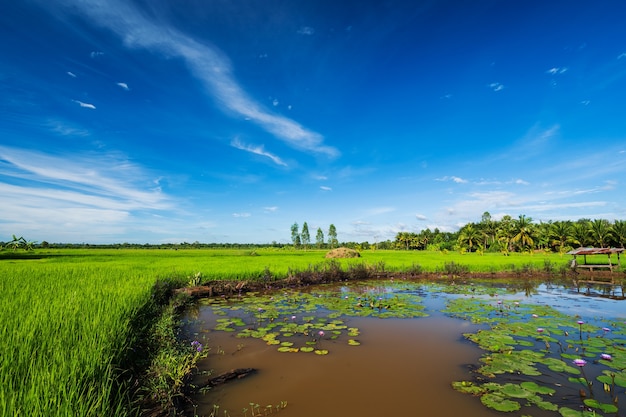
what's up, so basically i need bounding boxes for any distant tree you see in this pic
[315,227,325,249]
[511,214,535,252]
[611,220,626,248]
[496,215,515,254]
[589,219,611,248]
[457,224,480,252]
[4,235,35,251]
[328,224,338,248]
[290,222,300,248]
[548,220,573,253]
[571,221,591,248]
[301,222,311,250]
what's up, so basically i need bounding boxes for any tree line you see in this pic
[290,222,338,249]
[394,212,626,254]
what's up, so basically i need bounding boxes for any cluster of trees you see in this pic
[0,235,36,251]
[290,222,338,249]
[394,212,626,254]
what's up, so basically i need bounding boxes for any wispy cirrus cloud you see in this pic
[67,71,77,78]
[230,138,287,167]
[72,99,96,109]
[0,145,172,238]
[546,67,568,75]
[320,185,332,191]
[49,0,337,158]
[436,176,468,184]
[116,82,130,90]
[232,212,251,218]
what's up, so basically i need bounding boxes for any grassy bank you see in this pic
[0,248,618,416]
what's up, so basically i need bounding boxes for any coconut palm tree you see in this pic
[589,219,612,248]
[610,220,626,248]
[511,215,535,252]
[457,224,480,252]
[571,222,591,248]
[549,220,573,254]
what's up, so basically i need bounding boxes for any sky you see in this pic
[1,0,626,244]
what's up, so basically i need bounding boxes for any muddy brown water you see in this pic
[183,281,625,417]
[186,312,500,417]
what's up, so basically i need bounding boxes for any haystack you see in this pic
[325,247,361,258]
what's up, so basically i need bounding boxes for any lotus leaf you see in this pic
[598,370,626,388]
[520,381,555,395]
[583,399,618,413]
[451,381,485,395]
[500,383,533,398]
[480,392,521,412]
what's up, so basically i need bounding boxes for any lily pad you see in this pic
[480,392,520,412]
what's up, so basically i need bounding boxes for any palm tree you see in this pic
[571,222,591,248]
[549,220,573,253]
[457,224,480,252]
[589,219,612,248]
[511,215,535,252]
[496,215,515,254]
[610,220,626,248]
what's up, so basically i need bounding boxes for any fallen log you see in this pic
[206,368,257,387]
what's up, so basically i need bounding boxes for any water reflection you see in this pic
[182,278,625,417]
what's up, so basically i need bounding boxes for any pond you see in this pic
[182,278,626,417]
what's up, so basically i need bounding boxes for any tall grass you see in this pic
[0,248,577,416]
[0,263,157,416]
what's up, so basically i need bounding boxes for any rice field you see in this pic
[0,248,580,416]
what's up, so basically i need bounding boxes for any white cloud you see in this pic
[415,214,427,220]
[0,146,172,240]
[116,82,130,90]
[72,100,96,109]
[230,138,287,167]
[581,100,591,106]
[272,98,279,106]
[546,67,568,75]
[232,212,251,218]
[90,51,104,58]
[320,186,332,191]
[55,0,337,157]
[263,206,278,213]
[618,52,626,59]
[489,82,504,92]
[297,26,315,35]
[514,179,529,185]
[436,176,468,184]
[67,71,77,78]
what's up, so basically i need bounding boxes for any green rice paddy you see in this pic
[0,247,607,416]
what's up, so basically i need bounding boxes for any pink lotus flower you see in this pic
[537,328,544,333]
[601,354,612,361]
[573,358,587,367]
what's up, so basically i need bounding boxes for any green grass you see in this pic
[0,247,589,416]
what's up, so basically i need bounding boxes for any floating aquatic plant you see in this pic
[201,281,428,354]
[446,295,626,415]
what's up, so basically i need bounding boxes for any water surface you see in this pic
[183,278,626,417]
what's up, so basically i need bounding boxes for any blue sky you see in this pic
[2,0,626,244]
